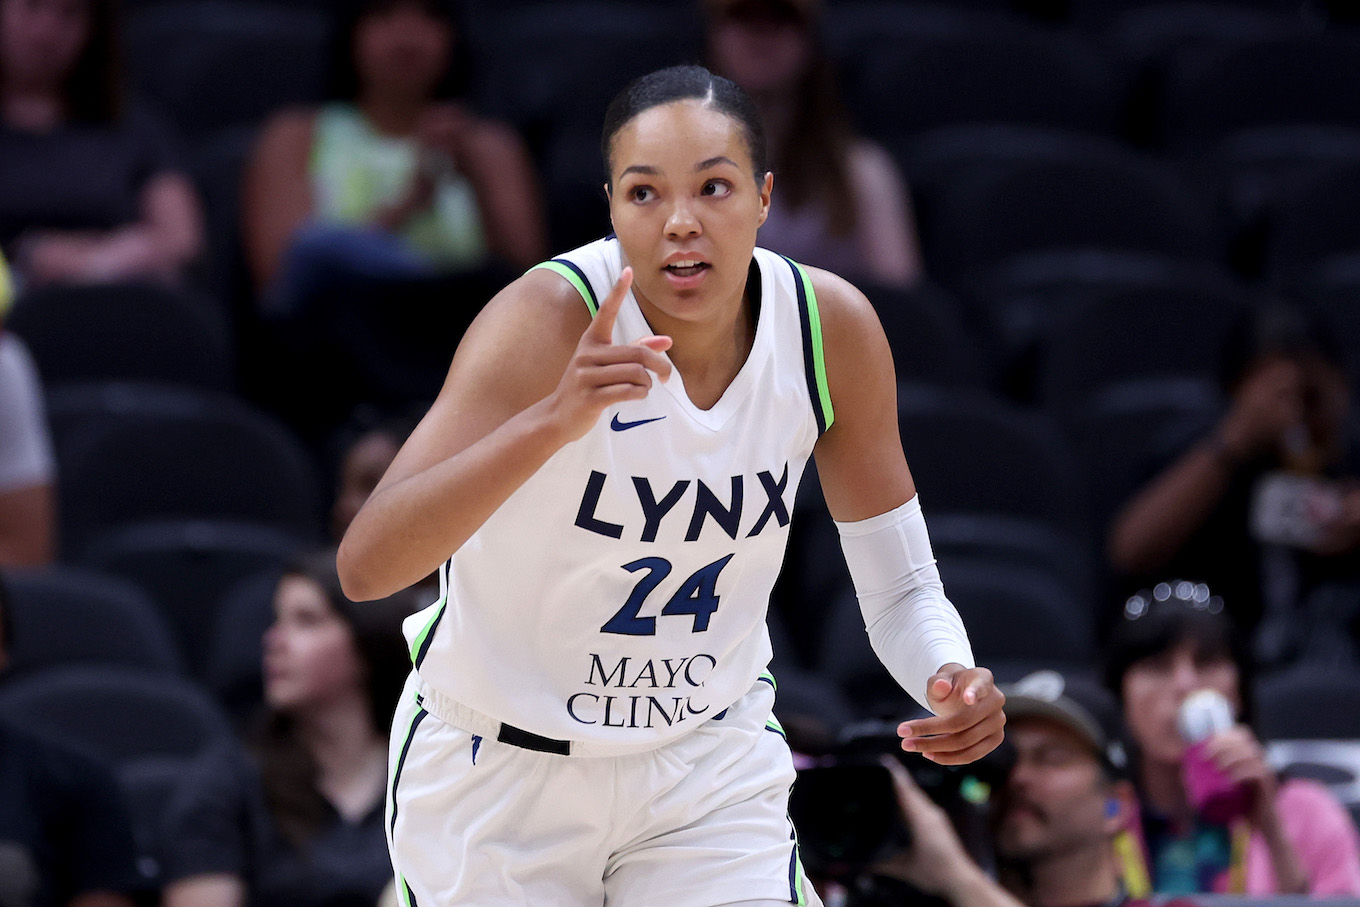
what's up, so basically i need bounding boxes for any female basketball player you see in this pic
[338,65,1006,907]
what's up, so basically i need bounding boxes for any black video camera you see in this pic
[787,720,1014,886]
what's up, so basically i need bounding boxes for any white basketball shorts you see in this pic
[385,671,823,906]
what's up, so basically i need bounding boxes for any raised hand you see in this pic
[898,664,1006,765]
[546,267,673,442]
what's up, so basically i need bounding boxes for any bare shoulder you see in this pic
[804,265,888,356]
[442,266,595,410]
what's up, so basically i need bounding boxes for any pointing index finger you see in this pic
[587,267,633,343]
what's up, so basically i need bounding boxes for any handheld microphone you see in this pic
[1177,689,1250,824]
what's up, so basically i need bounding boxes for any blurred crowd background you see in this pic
[3,0,1360,904]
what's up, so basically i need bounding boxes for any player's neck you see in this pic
[644,292,755,411]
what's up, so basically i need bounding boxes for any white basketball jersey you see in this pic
[404,237,835,749]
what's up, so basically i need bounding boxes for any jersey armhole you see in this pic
[530,260,600,316]
[781,256,835,434]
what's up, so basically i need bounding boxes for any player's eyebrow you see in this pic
[619,157,739,179]
[695,156,739,172]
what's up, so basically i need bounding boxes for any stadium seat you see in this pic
[894,385,1087,535]
[1264,161,1360,286]
[1161,33,1360,152]
[1056,378,1221,537]
[48,383,322,557]
[122,1,328,137]
[860,280,993,389]
[831,9,1119,144]
[1255,666,1360,740]
[204,569,282,722]
[1070,0,1311,30]
[0,665,234,766]
[116,756,197,888]
[1192,126,1360,278]
[466,2,700,134]
[7,283,233,392]
[1034,274,1251,408]
[77,520,305,677]
[3,566,183,677]
[893,125,1123,218]
[922,146,1221,284]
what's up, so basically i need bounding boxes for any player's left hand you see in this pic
[897,664,1005,765]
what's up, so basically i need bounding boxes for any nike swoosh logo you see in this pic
[610,414,666,432]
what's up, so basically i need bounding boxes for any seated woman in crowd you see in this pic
[1105,580,1360,896]
[0,0,203,286]
[0,250,54,567]
[244,0,547,316]
[703,0,922,287]
[160,550,421,907]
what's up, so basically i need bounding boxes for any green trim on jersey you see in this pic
[408,598,445,667]
[531,260,599,315]
[788,260,835,432]
[791,830,811,906]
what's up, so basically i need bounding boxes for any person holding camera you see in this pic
[1108,304,1360,661]
[865,672,1199,907]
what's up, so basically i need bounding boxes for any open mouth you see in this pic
[664,260,710,278]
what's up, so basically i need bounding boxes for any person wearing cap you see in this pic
[1106,582,1360,896]
[871,670,1197,907]
[701,0,923,288]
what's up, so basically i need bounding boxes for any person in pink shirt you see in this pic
[1106,580,1360,896]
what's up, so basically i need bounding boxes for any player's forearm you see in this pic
[338,397,570,600]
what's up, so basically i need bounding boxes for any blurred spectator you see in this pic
[1105,582,1360,897]
[243,0,546,315]
[702,0,922,287]
[853,671,1196,907]
[0,567,145,907]
[0,250,54,567]
[0,0,203,286]
[1108,304,1360,658]
[160,550,420,907]
[328,412,415,543]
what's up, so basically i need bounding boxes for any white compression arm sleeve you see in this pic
[835,496,974,712]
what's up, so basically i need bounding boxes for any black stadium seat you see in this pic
[1034,274,1251,408]
[48,383,322,557]
[833,10,1120,144]
[1161,33,1360,151]
[8,282,233,392]
[894,385,1086,535]
[77,520,304,677]
[923,146,1220,283]
[1265,161,1360,286]
[1255,665,1360,741]
[0,666,234,766]
[3,566,183,678]
[122,1,328,137]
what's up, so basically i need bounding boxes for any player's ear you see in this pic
[756,172,772,227]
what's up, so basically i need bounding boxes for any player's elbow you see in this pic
[336,534,386,602]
